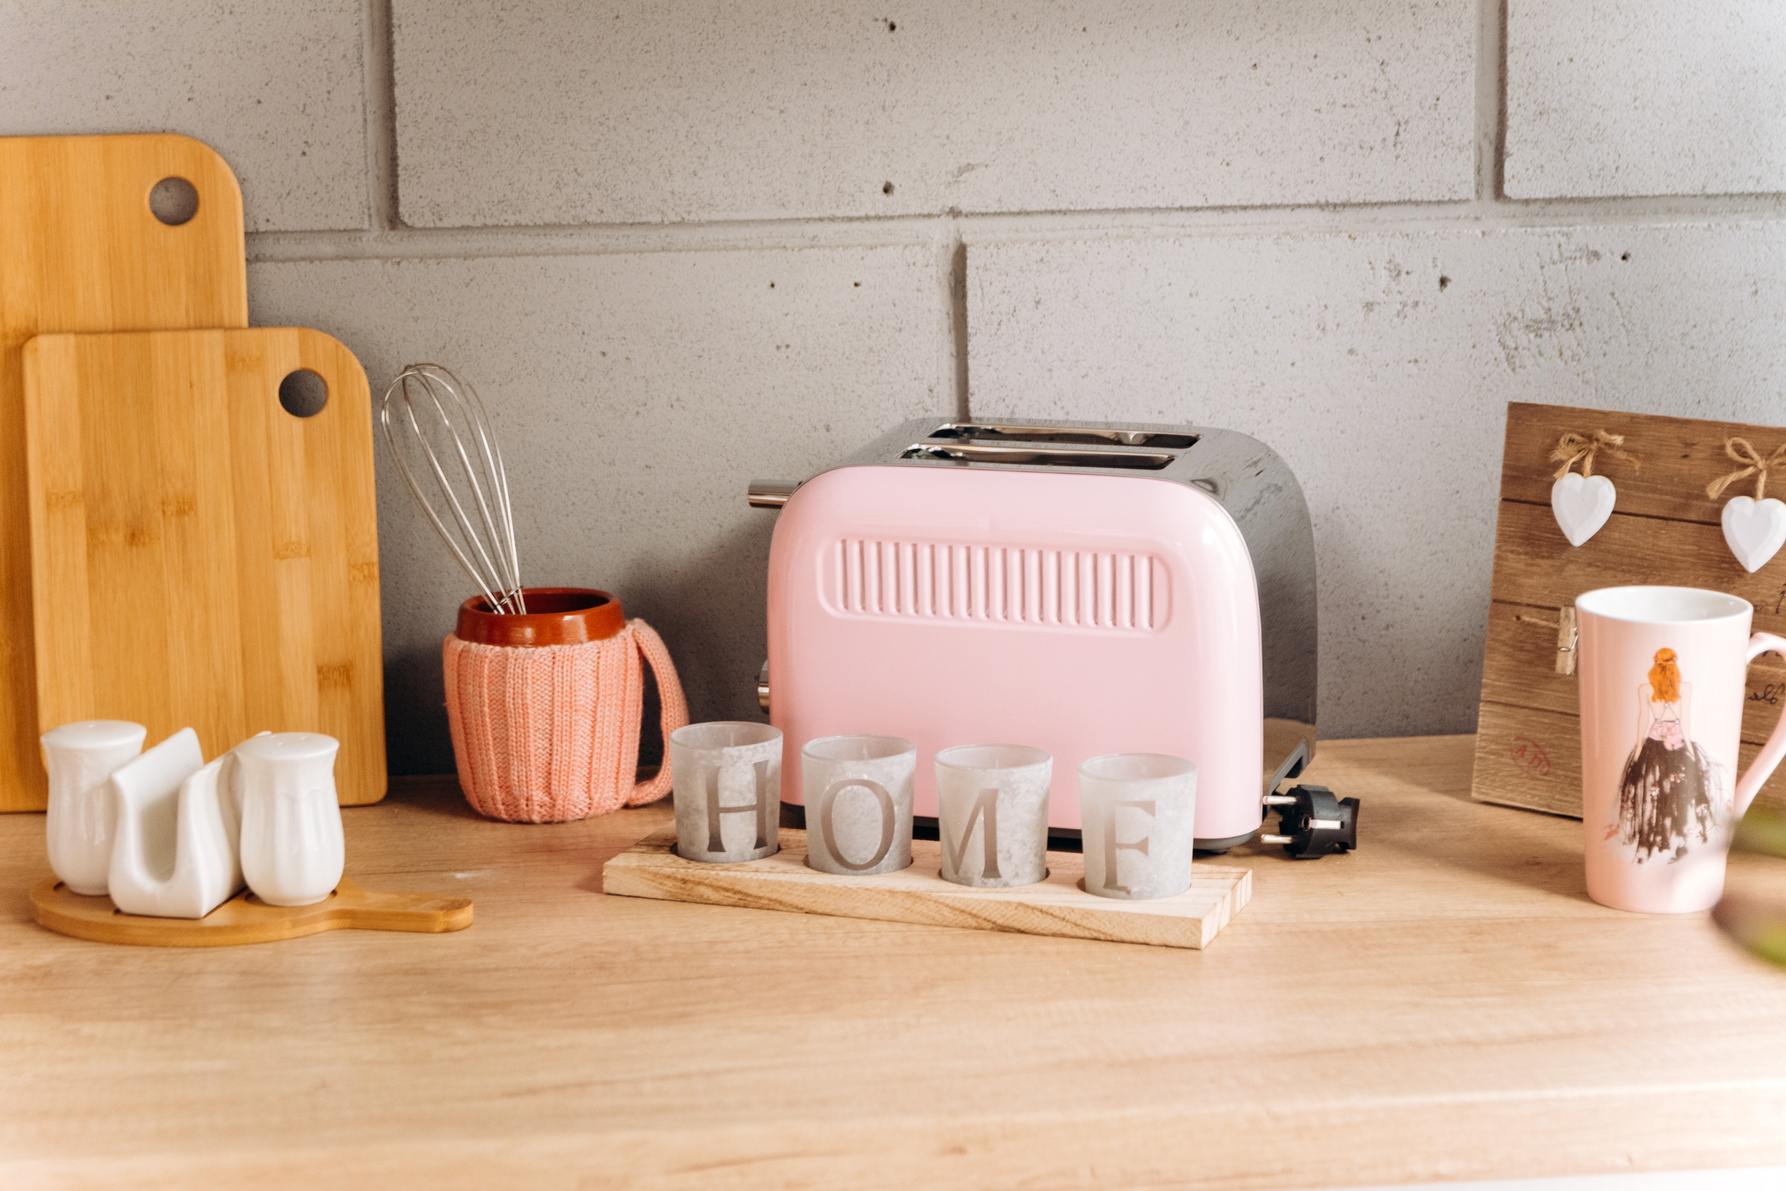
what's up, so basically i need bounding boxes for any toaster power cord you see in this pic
[1262,785,1359,859]
[1259,740,1360,860]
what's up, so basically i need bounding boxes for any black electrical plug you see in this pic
[1260,784,1359,859]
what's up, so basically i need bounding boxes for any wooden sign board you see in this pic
[1472,402,1786,818]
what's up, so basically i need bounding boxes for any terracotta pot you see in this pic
[454,587,625,647]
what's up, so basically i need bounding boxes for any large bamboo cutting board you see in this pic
[1472,401,1786,818]
[0,135,249,810]
[22,328,386,805]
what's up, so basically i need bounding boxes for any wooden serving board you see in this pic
[604,828,1251,949]
[31,878,472,947]
[22,328,386,804]
[1472,401,1786,818]
[0,134,249,810]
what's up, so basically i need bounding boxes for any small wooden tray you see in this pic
[603,828,1250,949]
[31,878,473,947]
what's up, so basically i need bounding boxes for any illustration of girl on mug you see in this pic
[1614,647,1725,863]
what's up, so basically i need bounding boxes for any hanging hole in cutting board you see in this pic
[279,369,329,418]
[148,177,199,226]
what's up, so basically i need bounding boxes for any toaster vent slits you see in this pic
[832,540,1163,631]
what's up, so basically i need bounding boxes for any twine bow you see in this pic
[1706,438,1786,502]
[1550,430,1639,480]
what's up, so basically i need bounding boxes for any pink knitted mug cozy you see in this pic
[443,588,688,823]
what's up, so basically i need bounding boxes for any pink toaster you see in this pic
[751,418,1317,850]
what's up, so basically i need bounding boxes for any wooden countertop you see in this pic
[2,735,1784,1189]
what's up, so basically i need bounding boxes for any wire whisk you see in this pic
[380,364,526,615]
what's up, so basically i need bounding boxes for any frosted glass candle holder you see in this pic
[802,735,916,876]
[1079,753,1198,900]
[935,744,1051,888]
[670,722,782,863]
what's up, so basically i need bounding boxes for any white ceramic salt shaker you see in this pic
[40,720,148,896]
[237,733,343,906]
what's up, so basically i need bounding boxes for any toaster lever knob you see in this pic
[748,479,801,508]
[1260,784,1358,860]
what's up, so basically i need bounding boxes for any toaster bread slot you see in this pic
[900,443,1176,470]
[927,423,1198,450]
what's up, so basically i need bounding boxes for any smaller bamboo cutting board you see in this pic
[604,828,1251,949]
[22,328,386,804]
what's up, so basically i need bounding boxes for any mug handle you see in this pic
[1735,632,1786,818]
[625,619,690,806]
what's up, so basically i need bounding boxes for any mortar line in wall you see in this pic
[1476,0,1508,205]
[954,197,1786,243]
[363,0,399,232]
[245,196,1786,264]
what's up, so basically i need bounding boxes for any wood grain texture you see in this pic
[1475,402,1786,817]
[0,134,248,810]
[1488,498,1786,612]
[3,737,1785,1189]
[1472,701,1583,816]
[1501,399,1786,524]
[30,877,472,947]
[605,828,1250,949]
[1482,598,1786,746]
[1477,698,1786,819]
[22,328,386,804]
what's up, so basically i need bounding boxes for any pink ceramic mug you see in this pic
[1577,586,1786,913]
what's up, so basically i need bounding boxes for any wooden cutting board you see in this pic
[0,134,249,810]
[22,328,386,805]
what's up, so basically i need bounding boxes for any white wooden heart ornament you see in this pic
[1551,472,1616,547]
[1720,495,1786,573]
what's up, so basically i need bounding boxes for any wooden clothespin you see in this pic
[1517,606,1578,676]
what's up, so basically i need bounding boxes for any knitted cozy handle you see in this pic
[626,619,688,805]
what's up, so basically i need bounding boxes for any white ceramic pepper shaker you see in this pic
[237,733,344,907]
[40,720,148,896]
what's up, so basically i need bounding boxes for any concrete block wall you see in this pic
[5,1,1785,772]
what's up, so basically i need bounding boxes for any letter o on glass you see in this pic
[801,734,916,876]
[816,778,896,872]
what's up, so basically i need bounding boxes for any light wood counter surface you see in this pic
[2,735,1783,1189]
